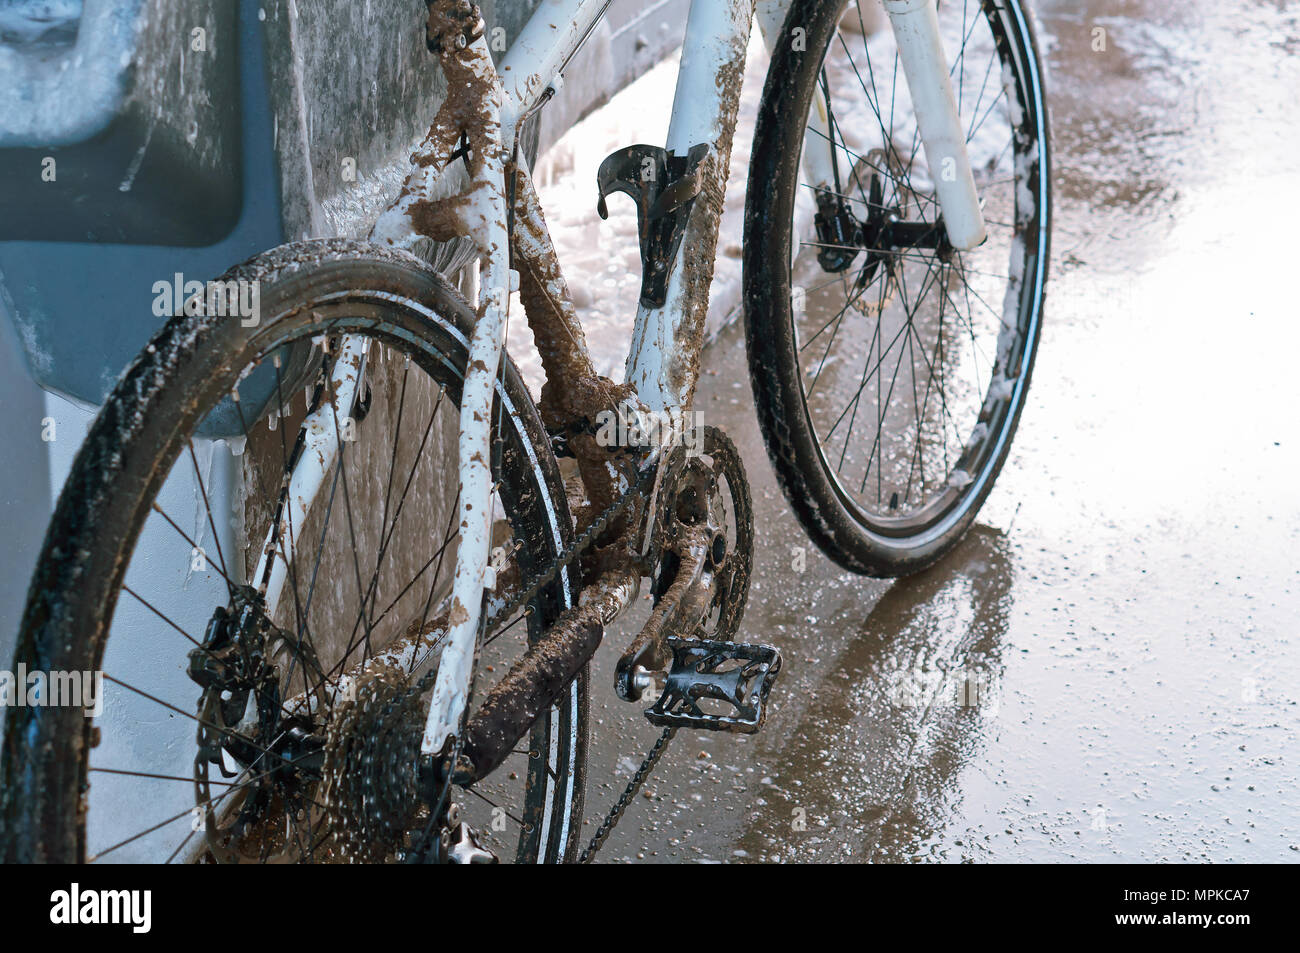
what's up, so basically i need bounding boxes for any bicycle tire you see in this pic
[744,0,1051,576]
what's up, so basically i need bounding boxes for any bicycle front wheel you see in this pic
[744,0,1051,575]
[1,240,586,863]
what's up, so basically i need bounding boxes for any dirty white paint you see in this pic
[259,333,367,618]
[624,0,756,414]
[498,0,612,116]
[880,0,986,249]
[411,31,515,758]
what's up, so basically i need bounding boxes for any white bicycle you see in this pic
[2,0,1050,863]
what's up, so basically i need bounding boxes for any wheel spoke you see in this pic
[186,439,234,597]
[785,4,1036,524]
[148,502,237,591]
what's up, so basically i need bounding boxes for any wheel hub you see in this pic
[813,146,955,289]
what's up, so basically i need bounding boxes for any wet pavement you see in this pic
[579,0,1300,862]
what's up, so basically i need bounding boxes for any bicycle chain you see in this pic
[576,429,754,862]
[577,726,676,864]
[332,434,751,862]
[482,451,661,639]
[402,451,661,704]
[488,448,681,863]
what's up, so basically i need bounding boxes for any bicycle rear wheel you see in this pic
[745,0,1051,575]
[0,240,585,863]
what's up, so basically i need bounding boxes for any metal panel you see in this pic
[0,0,688,408]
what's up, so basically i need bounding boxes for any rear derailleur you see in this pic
[405,802,498,864]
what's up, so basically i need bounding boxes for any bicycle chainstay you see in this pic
[485,452,661,640]
[393,452,659,862]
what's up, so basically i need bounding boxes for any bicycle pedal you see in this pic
[644,636,781,734]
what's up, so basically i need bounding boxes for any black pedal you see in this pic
[645,636,781,734]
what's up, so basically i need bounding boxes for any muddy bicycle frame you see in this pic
[252,0,988,763]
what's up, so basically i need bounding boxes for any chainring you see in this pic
[649,425,754,641]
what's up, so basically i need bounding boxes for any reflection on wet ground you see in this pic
[583,0,1300,862]
[733,527,1014,862]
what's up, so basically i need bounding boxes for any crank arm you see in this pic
[614,524,713,702]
